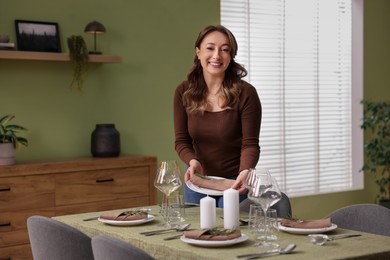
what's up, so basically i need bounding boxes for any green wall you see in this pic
[0,0,219,162]
[1,0,389,219]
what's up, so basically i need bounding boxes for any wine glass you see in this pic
[245,168,255,188]
[154,160,182,228]
[247,168,282,247]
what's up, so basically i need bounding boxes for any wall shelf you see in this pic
[0,50,122,63]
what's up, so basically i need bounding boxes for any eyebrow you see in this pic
[205,43,230,47]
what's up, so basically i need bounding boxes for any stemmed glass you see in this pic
[154,160,182,228]
[247,168,282,247]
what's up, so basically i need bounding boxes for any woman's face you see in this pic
[196,31,231,79]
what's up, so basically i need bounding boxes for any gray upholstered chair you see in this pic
[92,235,155,260]
[27,215,94,260]
[239,192,292,218]
[326,204,390,237]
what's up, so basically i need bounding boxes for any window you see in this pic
[221,0,364,197]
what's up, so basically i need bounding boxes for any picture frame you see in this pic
[15,19,61,52]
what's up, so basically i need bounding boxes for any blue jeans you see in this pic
[184,175,247,208]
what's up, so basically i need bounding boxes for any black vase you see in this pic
[91,124,120,157]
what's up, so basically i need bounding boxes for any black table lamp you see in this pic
[84,21,106,54]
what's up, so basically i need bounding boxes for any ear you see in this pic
[196,47,200,59]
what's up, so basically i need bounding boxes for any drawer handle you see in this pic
[96,178,114,183]
[0,222,11,227]
[0,187,11,192]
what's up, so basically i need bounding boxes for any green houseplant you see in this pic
[67,35,89,91]
[0,114,28,165]
[361,101,390,208]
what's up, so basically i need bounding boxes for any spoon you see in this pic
[140,223,191,236]
[237,244,296,259]
[308,233,361,246]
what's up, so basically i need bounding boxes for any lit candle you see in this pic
[200,195,216,229]
[223,188,239,229]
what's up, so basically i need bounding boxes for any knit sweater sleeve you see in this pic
[238,82,262,172]
[173,82,198,164]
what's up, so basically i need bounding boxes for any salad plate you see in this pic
[98,215,155,226]
[186,176,225,196]
[278,223,338,235]
[180,234,248,247]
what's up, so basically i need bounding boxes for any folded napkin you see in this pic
[280,218,332,229]
[189,174,235,191]
[99,210,148,221]
[183,228,241,241]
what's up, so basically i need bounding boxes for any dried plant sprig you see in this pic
[206,227,238,235]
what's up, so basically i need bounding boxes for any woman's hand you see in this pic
[185,159,204,182]
[231,169,249,194]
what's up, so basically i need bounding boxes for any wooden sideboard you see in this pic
[0,154,157,260]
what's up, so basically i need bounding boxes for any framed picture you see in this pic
[15,20,61,52]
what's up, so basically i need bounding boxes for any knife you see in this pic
[328,234,361,240]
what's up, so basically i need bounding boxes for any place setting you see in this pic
[179,187,249,247]
[97,209,155,226]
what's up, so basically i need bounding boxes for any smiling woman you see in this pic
[173,25,262,208]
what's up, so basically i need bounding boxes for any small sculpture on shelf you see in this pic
[0,35,15,50]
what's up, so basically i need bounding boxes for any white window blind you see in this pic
[221,0,364,197]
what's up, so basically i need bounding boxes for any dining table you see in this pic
[53,205,390,260]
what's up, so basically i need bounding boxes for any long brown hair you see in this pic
[183,25,247,114]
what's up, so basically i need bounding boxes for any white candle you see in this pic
[223,188,239,229]
[200,196,216,229]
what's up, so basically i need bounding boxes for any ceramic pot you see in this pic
[91,124,120,157]
[0,143,16,165]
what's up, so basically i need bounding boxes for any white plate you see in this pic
[186,176,226,196]
[278,223,338,234]
[98,215,155,226]
[180,234,248,247]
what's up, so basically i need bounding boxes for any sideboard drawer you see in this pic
[55,166,150,206]
[56,197,150,215]
[0,208,55,233]
[0,208,55,248]
[0,243,33,260]
[0,175,55,211]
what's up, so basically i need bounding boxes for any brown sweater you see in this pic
[173,80,262,178]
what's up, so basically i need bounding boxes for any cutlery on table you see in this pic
[83,216,99,221]
[237,244,296,259]
[163,233,185,240]
[82,208,152,222]
[140,223,191,236]
[308,233,361,245]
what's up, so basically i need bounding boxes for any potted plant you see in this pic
[0,114,28,165]
[67,35,89,91]
[361,100,390,208]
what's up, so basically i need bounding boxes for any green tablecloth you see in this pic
[53,205,390,260]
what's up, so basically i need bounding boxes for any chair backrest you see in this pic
[239,192,292,218]
[27,215,94,260]
[326,204,390,237]
[92,235,155,260]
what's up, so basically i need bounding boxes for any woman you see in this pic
[173,25,262,207]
